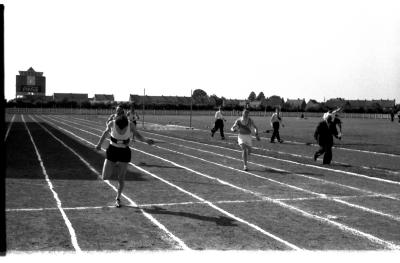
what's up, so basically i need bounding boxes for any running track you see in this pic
[5,114,400,251]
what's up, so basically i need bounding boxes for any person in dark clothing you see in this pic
[332,113,342,139]
[211,106,226,139]
[270,108,284,143]
[390,110,395,122]
[314,113,340,164]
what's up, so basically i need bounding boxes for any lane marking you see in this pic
[31,115,189,250]
[132,163,302,250]
[67,115,400,175]
[150,143,400,222]
[7,194,392,212]
[54,115,400,183]
[42,116,400,250]
[5,114,15,142]
[48,115,400,222]
[159,140,400,200]
[22,115,81,253]
[129,148,400,250]
[140,129,400,186]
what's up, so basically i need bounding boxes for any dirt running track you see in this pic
[5,114,400,253]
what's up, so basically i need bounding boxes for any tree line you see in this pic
[5,89,399,113]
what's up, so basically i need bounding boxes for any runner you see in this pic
[211,106,226,140]
[127,105,140,127]
[231,109,260,171]
[95,114,154,207]
[270,108,284,143]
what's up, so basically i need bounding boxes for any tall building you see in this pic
[16,67,46,97]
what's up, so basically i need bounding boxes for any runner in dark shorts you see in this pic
[96,114,154,207]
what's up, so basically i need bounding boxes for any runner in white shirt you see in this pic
[95,114,154,207]
[211,106,226,140]
[231,109,260,171]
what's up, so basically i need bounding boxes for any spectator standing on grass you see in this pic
[231,109,260,171]
[95,114,154,208]
[314,112,340,165]
[270,108,284,143]
[211,106,226,140]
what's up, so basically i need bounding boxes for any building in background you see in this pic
[92,94,115,103]
[53,93,88,104]
[16,67,46,98]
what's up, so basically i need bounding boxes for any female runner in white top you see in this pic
[96,114,154,207]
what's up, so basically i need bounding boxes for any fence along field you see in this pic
[5,107,397,119]
[4,112,400,252]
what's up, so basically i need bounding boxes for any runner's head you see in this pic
[242,109,250,118]
[115,115,129,129]
[116,105,125,116]
[323,112,333,123]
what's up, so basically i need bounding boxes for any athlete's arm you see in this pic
[231,119,239,132]
[95,122,112,150]
[251,119,260,140]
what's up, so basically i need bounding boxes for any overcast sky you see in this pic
[3,0,400,102]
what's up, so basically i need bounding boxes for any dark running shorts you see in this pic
[106,144,131,163]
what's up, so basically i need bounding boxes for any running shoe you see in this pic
[115,198,121,208]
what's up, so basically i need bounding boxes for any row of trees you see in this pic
[6,89,399,113]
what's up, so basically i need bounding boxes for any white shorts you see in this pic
[238,134,252,147]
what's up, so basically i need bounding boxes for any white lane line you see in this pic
[32,115,189,250]
[7,194,390,213]
[6,206,114,212]
[48,116,400,198]
[71,114,400,158]
[22,115,82,253]
[132,163,302,250]
[129,148,400,250]
[43,116,400,250]
[160,140,400,200]
[48,115,400,221]
[40,116,301,250]
[139,129,400,186]
[54,115,400,184]
[183,122,400,158]
[5,114,15,142]
[150,144,400,222]
[69,116,400,176]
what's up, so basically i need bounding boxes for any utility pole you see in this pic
[190,89,193,128]
[142,88,145,128]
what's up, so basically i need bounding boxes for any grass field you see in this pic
[4,113,400,254]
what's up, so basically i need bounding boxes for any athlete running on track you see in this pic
[95,114,154,207]
[231,109,260,171]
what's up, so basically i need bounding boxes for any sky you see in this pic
[3,0,400,103]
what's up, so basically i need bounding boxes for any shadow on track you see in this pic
[141,206,238,227]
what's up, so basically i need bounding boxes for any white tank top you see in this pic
[110,121,130,140]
